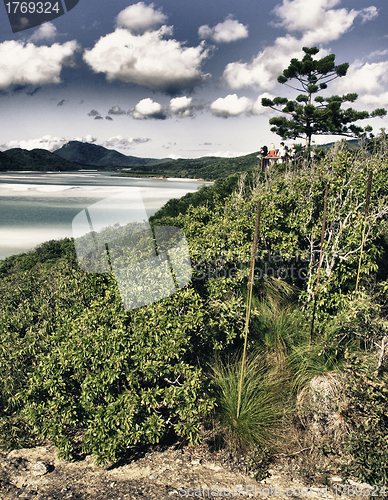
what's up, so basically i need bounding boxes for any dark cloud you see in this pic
[27,87,42,96]
[57,99,66,106]
[12,84,29,93]
[88,109,101,117]
[95,115,103,120]
[108,105,127,115]
[105,116,113,120]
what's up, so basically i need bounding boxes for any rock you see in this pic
[31,461,49,476]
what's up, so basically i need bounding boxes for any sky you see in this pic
[0,0,388,159]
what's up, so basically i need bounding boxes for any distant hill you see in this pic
[122,151,262,181]
[54,141,170,168]
[0,148,79,171]
[315,138,363,150]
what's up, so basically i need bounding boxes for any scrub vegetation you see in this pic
[1,135,388,485]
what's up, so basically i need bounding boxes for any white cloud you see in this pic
[252,93,276,115]
[0,40,79,90]
[335,60,388,95]
[223,35,305,90]
[76,135,97,144]
[28,22,57,42]
[198,16,248,43]
[271,0,358,41]
[358,92,388,108]
[169,96,194,117]
[83,25,210,94]
[223,0,379,91]
[359,6,378,23]
[209,93,274,118]
[116,2,167,35]
[1,135,69,151]
[210,94,253,117]
[272,0,377,40]
[368,49,388,59]
[131,98,167,119]
[103,135,151,149]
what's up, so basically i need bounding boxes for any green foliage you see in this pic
[209,351,285,450]
[262,47,387,147]
[21,284,215,464]
[341,353,388,485]
[0,237,244,463]
[1,141,388,477]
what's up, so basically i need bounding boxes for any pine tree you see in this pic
[262,47,387,149]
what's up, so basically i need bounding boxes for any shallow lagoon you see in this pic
[0,171,208,261]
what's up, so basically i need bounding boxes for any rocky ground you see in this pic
[0,439,373,500]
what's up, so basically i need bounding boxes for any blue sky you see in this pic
[0,0,388,159]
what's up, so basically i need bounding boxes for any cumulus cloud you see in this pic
[334,60,388,99]
[359,92,388,108]
[116,2,167,35]
[104,135,151,149]
[223,35,305,91]
[1,135,68,151]
[74,135,97,144]
[131,98,167,119]
[83,5,210,94]
[108,105,127,115]
[105,116,113,120]
[0,39,79,90]
[210,94,253,117]
[28,22,57,42]
[210,93,275,118]
[223,0,379,91]
[169,96,194,117]
[198,16,248,43]
[94,115,103,120]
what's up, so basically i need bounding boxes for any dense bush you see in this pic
[1,141,388,476]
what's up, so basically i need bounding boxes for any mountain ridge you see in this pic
[53,141,170,168]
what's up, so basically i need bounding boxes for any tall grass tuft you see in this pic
[210,351,286,450]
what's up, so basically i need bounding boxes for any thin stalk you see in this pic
[237,199,261,419]
[237,200,261,418]
[355,170,373,292]
[310,184,329,346]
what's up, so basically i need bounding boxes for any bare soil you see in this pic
[0,440,369,500]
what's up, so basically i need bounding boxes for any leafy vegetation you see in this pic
[1,137,388,483]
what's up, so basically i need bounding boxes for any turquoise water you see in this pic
[0,171,207,260]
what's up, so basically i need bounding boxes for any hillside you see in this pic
[1,143,388,485]
[54,141,170,168]
[0,148,79,171]
[120,151,261,180]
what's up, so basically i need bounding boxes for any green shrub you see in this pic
[341,353,388,485]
